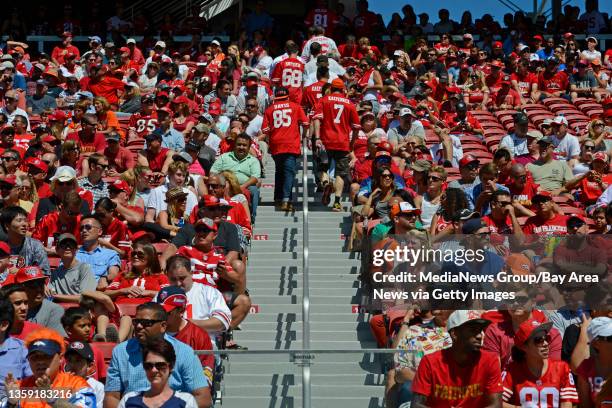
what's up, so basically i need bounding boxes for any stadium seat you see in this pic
[464,150,493,159]
[543,97,570,107]
[57,302,81,310]
[91,342,116,366]
[116,303,139,318]
[458,135,484,144]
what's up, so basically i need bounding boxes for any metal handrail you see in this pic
[194,348,399,355]
[301,128,311,408]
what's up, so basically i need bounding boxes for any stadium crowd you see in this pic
[0,0,610,407]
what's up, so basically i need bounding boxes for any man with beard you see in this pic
[411,310,502,407]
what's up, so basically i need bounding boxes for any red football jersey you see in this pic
[511,71,538,97]
[502,359,578,407]
[412,349,503,407]
[174,320,215,380]
[101,217,131,253]
[302,80,325,113]
[313,92,360,152]
[107,272,169,303]
[262,100,308,156]
[576,357,604,405]
[176,245,232,290]
[304,8,339,35]
[522,213,568,236]
[271,57,305,103]
[32,212,81,248]
[538,71,569,94]
[129,112,159,139]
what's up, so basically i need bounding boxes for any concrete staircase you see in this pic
[219,156,385,407]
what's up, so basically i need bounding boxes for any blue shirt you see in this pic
[105,334,208,394]
[160,127,186,151]
[0,337,32,401]
[471,183,509,216]
[76,246,120,281]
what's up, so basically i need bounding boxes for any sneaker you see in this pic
[321,182,333,206]
[92,334,106,342]
[332,202,342,212]
[274,201,283,210]
[280,202,294,212]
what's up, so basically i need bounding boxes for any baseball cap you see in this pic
[506,253,533,275]
[26,157,48,173]
[246,78,258,88]
[0,175,17,187]
[446,310,490,332]
[458,209,480,221]
[563,32,574,39]
[399,107,415,118]
[172,151,193,164]
[330,78,345,90]
[490,60,504,68]
[390,201,421,218]
[536,136,554,146]
[501,75,511,85]
[200,195,231,208]
[567,215,586,230]
[48,110,67,122]
[531,54,541,62]
[62,31,73,38]
[253,45,264,55]
[587,317,612,342]
[0,242,10,257]
[493,41,503,49]
[126,38,136,45]
[28,339,62,357]
[533,35,544,41]
[119,46,130,54]
[459,154,480,167]
[552,115,568,126]
[88,36,102,43]
[606,109,612,119]
[195,217,219,232]
[461,218,488,234]
[586,36,598,44]
[274,87,289,99]
[411,159,432,172]
[155,40,166,48]
[1,61,15,70]
[514,320,553,347]
[76,91,94,100]
[156,286,188,312]
[165,187,189,203]
[547,56,560,65]
[105,42,115,48]
[57,233,78,247]
[50,166,77,182]
[109,179,131,194]
[527,130,544,140]
[576,59,589,68]
[463,33,473,40]
[532,191,553,203]
[593,152,608,163]
[514,112,529,125]
[377,141,393,154]
[41,134,57,143]
[107,132,121,142]
[65,341,94,362]
[373,150,392,164]
[211,39,221,46]
[194,123,211,134]
[15,266,47,284]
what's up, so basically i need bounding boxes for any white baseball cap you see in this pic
[126,38,136,45]
[446,310,491,332]
[587,317,612,342]
[155,40,166,48]
[211,39,221,46]
[49,166,77,182]
[552,115,568,126]
[398,107,415,118]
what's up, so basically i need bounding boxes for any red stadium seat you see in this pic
[464,150,493,159]
[493,110,519,119]
[462,144,489,153]
[458,135,484,144]
[91,342,116,366]
[57,302,80,310]
[116,303,139,318]
[561,206,586,216]
[543,97,570,107]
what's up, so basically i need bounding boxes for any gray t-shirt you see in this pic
[387,121,426,146]
[27,299,66,336]
[50,261,97,296]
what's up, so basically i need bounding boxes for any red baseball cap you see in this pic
[48,110,67,122]
[514,319,553,347]
[195,217,219,232]
[501,75,511,85]
[446,86,461,94]
[65,52,77,60]
[62,31,73,38]
[156,106,173,115]
[156,286,188,312]
[330,78,345,90]
[208,102,222,115]
[26,157,49,172]
[172,95,191,105]
[245,79,258,88]
[109,179,131,194]
[41,135,57,143]
[119,47,130,54]
[200,195,231,208]
[493,41,503,49]
[491,60,504,68]
[593,152,608,163]
[253,46,264,55]
[532,191,553,202]
[0,175,17,187]
[15,266,48,284]
[533,35,543,41]
[563,32,574,39]
[459,154,480,167]
[156,91,169,99]
[377,141,393,154]
[130,230,155,243]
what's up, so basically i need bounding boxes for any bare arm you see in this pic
[192,387,213,408]
[189,317,226,332]
[103,392,121,408]
[161,150,174,174]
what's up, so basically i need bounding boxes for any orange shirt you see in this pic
[18,372,93,408]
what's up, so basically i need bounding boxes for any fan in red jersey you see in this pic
[304,0,339,37]
[271,43,305,104]
[411,310,503,407]
[302,66,329,115]
[261,87,309,211]
[502,320,579,407]
[128,94,158,140]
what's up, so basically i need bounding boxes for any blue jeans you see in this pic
[272,153,298,202]
[247,185,260,223]
[397,380,413,406]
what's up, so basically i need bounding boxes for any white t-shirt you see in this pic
[245,115,263,139]
[146,184,198,219]
[87,378,104,408]
[499,133,529,157]
[551,133,580,160]
[185,282,232,331]
[429,134,463,167]
[301,35,339,62]
[580,49,602,63]
[254,55,274,76]
[118,391,197,408]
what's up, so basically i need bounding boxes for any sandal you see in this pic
[321,182,333,206]
[332,202,342,212]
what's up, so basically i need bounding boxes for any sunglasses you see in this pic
[207,184,221,189]
[593,123,604,127]
[57,181,73,186]
[246,104,258,108]
[133,318,163,328]
[2,156,18,161]
[532,334,551,345]
[380,173,393,179]
[428,175,443,182]
[79,224,98,231]
[96,163,109,170]
[512,295,530,305]
[514,175,527,181]
[131,251,146,259]
[4,97,16,102]
[58,244,77,251]
[584,145,595,150]
[143,362,170,371]
[64,209,80,216]
[399,212,417,219]
[465,162,479,170]
[495,201,512,206]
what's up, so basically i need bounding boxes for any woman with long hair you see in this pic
[462,70,490,111]
[362,166,396,220]
[59,139,87,176]
[156,187,189,239]
[222,170,251,225]
[138,62,160,94]
[122,165,153,209]
[94,96,120,136]
[105,242,168,304]
[429,187,470,239]
[170,100,196,137]
[357,57,383,110]
[94,198,131,258]
[503,320,578,407]
[63,100,89,138]
[119,82,142,114]
[581,118,609,152]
